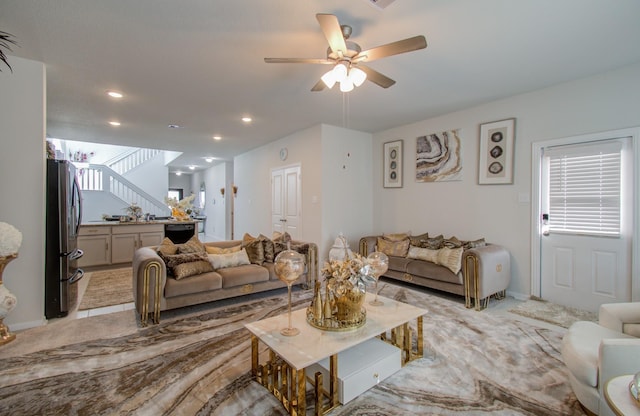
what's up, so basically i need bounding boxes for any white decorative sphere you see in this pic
[0,222,22,257]
[0,284,17,318]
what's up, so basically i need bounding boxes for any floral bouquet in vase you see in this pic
[307,236,375,331]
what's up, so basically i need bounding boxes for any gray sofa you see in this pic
[132,238,317,325]
[359,233,510,310]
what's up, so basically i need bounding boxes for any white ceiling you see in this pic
[2,0,640,173]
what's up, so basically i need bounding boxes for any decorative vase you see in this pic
[332,277,366,323]
[274,243,305,336]
[307,275,367,331]
[0,254,18,345]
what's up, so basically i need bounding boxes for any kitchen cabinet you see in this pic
[78,226,111,267]
[78,223,164,267]
[111,224,164,264]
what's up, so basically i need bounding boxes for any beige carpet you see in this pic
[508,298,597,328]
[78,267,134,310]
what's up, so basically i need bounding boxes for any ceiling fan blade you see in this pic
[311,79,326,92]
[355,35,427,62]
[316,14,347,55]
[358,65,396,88]
[264,58,333,64]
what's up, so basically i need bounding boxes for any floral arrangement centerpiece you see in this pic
[124,202,143,221]
[164,194,196,221]
[306,236,375,331]
[0,221,21,345]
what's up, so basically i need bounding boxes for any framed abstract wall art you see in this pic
[478,118,515,184]
[415,129,462,182]
[383,140,403,188]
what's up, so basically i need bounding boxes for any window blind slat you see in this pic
[545,143,621,237]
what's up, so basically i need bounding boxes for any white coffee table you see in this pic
[244,292,427,416]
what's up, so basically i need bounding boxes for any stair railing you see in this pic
[78,164,170,216]
[104,148,161,175]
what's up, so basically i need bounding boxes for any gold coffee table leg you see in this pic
[251,335,259,376]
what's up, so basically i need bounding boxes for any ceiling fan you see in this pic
[264,13,427,92]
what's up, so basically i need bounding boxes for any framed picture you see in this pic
[478,118,515,184]
[415,129,462,182]
[383,140,403,188]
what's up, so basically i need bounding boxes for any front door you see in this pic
[537,133,633,312]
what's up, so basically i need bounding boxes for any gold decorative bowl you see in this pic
[306,306,366,332]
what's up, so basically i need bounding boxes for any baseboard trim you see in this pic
[506,290,529,301]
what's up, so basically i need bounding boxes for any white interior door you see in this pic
[271,165,302,239]
[539,135,633,312]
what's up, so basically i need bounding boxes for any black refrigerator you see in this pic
[45,159,85,319]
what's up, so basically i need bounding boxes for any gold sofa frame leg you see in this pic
[140,260,162,326]
[464,254,482,311]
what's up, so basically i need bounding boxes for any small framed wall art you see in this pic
[383,140,403,188]
[478,118,515,184]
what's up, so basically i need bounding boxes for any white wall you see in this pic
[198,162,230,241]
[234,125,324,245]
[0,56,47,330]
[233,124,373,262]
[123,154,169,206]
[320,125,373,259]
[373,62,640,298]
[168,173,192,196]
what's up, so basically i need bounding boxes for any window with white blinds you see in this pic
[545,140,622,236]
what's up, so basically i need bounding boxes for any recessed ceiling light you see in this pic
[189,166,196,170]
[212,135,222,141]
[106,90,123,98]
[205,158,214,163]
[168,124,183,129]
[109,121,121,126]
[176,171,182,176]
[241,116,252,123]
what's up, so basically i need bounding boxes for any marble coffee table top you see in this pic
[244,292,427,370]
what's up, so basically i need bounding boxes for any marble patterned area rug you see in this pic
[508,298,598,329]
[0,284,587,415]
[78,267,134,310]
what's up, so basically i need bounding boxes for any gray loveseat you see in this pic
[359,233,510,310]
[132,236,317,325]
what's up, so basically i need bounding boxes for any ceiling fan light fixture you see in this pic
[349,67,367,87]
[321,70,337,89]
[333,62,348,82]
[340,78,354,92]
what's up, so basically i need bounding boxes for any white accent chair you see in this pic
[561,302,640,415]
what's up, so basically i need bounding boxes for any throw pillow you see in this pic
[463,238,487,249]
[160,252,213,280]
[208,249,251,270]
[376,236,410,257]
[206,244,242,254]
[422,234,444,250]
[382,232,410,242]
[437,247,464,274]
[178,235,206,254]
[259,234,275,263]
[407,245,439,263]
[406,246,463,274]
[243,238,265,265]
[443,236,463,248]
[409,232,430,247]
[157,237,178,256]
[272,231,292,244]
